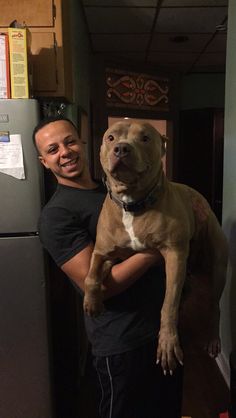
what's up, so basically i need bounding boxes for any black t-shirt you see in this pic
[39,183,166,356]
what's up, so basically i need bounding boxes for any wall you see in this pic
[220,0,236,384]
[66,0,91,122]
[180,73,225,110]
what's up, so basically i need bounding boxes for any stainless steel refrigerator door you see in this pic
[0,236,53,418]
[0,99,44,233]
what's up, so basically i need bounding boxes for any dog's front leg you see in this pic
[84,252,110,316]
[157,247,188,374]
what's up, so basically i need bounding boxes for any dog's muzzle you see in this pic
[113,142,132,159]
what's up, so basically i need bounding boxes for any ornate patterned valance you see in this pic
[105,68,169,111]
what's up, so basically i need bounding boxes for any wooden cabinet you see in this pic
[0,0,54,27]
[0,0,73,101]
[177,108,224,223]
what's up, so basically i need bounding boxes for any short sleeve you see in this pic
[39,206,92,266]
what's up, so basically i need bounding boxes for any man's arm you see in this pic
[61,242,163,299]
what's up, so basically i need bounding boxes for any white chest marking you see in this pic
[122,210,146,251]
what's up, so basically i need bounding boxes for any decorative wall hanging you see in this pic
[105,68,169,111]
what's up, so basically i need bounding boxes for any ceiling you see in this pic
[80,0,228,74]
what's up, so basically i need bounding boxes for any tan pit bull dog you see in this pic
[83,120,228,374]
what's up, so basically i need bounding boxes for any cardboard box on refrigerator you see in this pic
[0,33,11,99]
[8,27,30,98]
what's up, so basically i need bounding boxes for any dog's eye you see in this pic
[142,135,150,142]
[107,135,114,142]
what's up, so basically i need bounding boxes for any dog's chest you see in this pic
[122,210,147,251]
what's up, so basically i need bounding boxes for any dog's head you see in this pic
[100,121,166,192]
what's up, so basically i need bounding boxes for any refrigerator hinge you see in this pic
[53,3,56,21]
[53,35,57,54]
[53,35,58,85]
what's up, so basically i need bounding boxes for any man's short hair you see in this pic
[32,116,78,150]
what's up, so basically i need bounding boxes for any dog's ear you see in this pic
[161,135,168,157]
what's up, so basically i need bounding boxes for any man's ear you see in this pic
[38,155,49,169]
[161,135,168,157]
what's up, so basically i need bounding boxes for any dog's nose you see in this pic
[113,142,131,158]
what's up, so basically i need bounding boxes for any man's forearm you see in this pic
[61,244,163,299]
[102,252,163,299]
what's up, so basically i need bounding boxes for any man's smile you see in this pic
[60,157,79,167]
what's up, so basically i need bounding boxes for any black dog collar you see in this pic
[103,177,160,213]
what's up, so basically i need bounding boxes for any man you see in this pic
[33,116,183,418]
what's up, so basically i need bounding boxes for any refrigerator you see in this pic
[0,99,53,418]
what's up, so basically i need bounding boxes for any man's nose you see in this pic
[60,144,71,156]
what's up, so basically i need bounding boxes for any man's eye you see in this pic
[67,138,76,145]
[48,147,57,154]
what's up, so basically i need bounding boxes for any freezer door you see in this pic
[0,236,53,418]
[0,99,44,233]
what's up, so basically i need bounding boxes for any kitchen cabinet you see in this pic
[177,108,224,223]
[0,0,73,101]
[0,0,54,27]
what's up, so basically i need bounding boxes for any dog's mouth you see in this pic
[108,157,150,185]
[110,157,129,173]
[109,150,146,173]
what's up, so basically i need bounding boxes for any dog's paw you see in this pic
[83,298,104,317]
[204,337,221,358]
[204,309,221,358]
[157,330,183,375]
[84,276,104,316]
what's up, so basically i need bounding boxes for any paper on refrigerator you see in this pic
[0,134,25,179]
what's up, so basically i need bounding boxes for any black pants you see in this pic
[93,340,183,418]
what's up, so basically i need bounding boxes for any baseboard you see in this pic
[216,352,230,388]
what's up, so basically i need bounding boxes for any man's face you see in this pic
[35,120,87,184]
